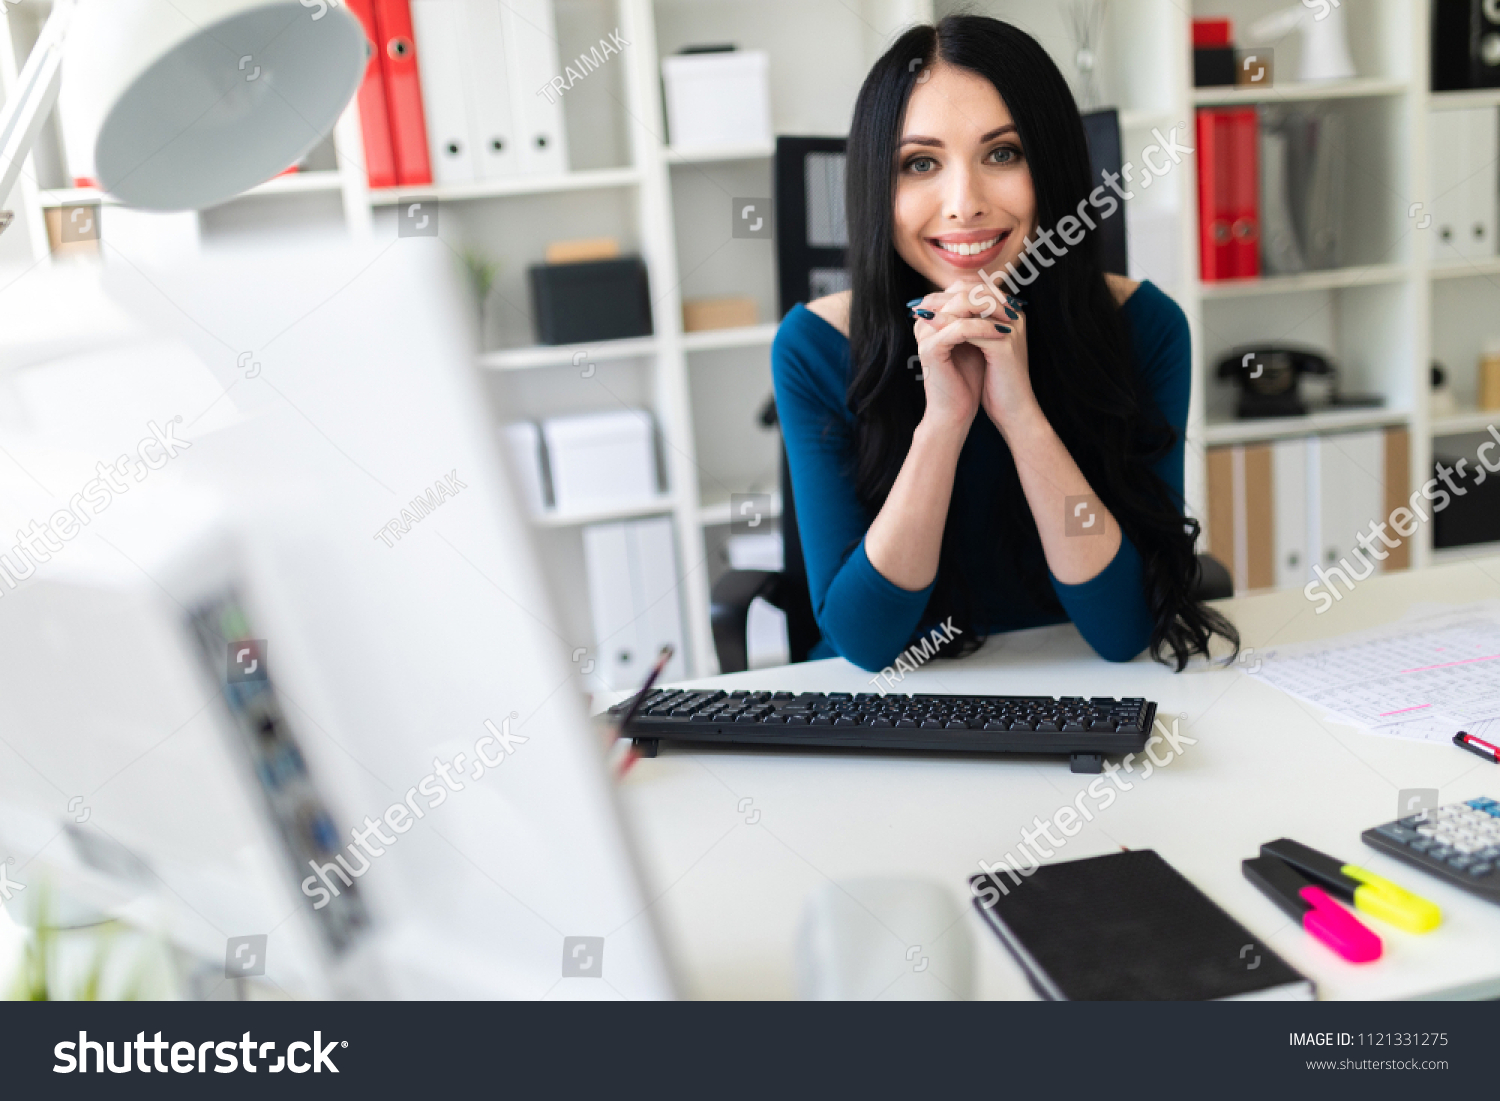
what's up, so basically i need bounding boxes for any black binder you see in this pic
[970,849,1314,1000]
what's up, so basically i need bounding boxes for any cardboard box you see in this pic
[682,296,757,332]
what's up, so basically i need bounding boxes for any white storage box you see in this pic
[500,421,550,516]
[583,517,687,689]
[541,408,658,514]
[661,50,772,151]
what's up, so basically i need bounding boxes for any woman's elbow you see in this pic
[1088,629,1149,664]
[820,621,902,674]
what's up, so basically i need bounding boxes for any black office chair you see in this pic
[711,132,1231,673]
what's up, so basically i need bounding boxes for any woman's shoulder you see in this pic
[804,289,852,338]
[1105,272,1140,307]
[772,292,854,410]
[1114,278,1190,417]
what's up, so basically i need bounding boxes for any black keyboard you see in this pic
[609,689,1157,773]
[1362,797,1500,904]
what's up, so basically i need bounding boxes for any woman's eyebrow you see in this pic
[898,124,1018,148]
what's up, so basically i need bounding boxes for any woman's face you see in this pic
[891,61,1037,293]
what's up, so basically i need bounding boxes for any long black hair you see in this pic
[844,14,1237,670]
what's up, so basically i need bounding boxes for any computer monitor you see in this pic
[0,243,676,999]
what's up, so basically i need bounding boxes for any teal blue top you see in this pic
[769,280,1190,672]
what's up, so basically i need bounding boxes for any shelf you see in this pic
[530,495,676,529]
[1431,407,1500,436]
[1202,407,1409,445]
[699,491,782,528]
[1432,539,1500,564]
[478,335,658,371]
[1192,77,1408,106]
[368,166,640,205]
[665,143,775,165]
[681,323,779,353]
[38,171,345,208]
[1198,263,1409,299]
[1429,88,1500,111]
[1429,256,1500,282]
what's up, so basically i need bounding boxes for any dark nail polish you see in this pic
[1004,307,1019,320]
[995,324,1011,333]
[905,298,924,308]
[914,309,935,319]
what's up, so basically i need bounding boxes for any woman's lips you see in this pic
[926,230,1010,269]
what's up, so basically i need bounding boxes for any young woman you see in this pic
[770,14,1237,673]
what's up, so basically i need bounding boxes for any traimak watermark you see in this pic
[1304,424,1500,612]
[301,715,527,909]
[966,124,1191,303]
[0,418,191,598]
[372,470,467,547]
[970,714,1195,904]
[536,28,629,104]
[868,617,963,695]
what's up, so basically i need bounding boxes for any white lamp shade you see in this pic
[59,0,367,210]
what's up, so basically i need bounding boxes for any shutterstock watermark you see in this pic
[868,617,963,695]
[0,418,191,598]
[372,470,467,547]
[536,28,629,104]
[967,123,1191,304]
[1304,424,1500,612]
[969,714,1195,905]
[301,715,526,909]
[54,1031,345,1074]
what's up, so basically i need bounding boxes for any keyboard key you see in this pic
[1089,720,1116,732]
[1035,721,1060,732]
[1449,855,1475,869]
[1374,823,1421,844]
[1428,846,1454,860]
[785,715,808,725]
[867,717,892,728]
[921,719,944,729]
[835,717,860,727]
[1062,721,1087,733]
[1468,862,1494,877]
[1409,838,1434,852]
[895,719,918,728]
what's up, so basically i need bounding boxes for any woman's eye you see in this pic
[989,145,1021,164]
[906,156,936,174]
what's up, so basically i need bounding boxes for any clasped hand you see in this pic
[908,278,1035,435]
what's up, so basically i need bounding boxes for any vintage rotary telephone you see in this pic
[1215,344,1381,418]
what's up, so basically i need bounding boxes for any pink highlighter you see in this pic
[1244,856,1383,963]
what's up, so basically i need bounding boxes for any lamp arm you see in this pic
[0,0,77,236]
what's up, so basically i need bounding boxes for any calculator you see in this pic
[1362,797,1500,903]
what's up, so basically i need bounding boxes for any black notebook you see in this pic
[969,849,1314,1000]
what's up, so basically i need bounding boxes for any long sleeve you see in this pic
[1047,284,1191,662]
[771,306,932,672]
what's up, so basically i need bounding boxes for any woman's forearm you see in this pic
[863,416,969,591]
[995,400,1122,584]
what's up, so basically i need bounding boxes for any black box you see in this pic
[1193,46,1236,88]
[1433,0,1500,91]
[1433,431,1500,548]
[528,256,653,345]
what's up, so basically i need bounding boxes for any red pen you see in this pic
[1243,856,1382,963]
[1454,731,1500,763]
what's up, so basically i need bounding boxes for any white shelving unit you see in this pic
[3,0,1494,672]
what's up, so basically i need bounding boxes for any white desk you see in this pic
[616,554,1500,1000]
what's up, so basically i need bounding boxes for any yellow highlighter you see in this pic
[1261,838,1442,933]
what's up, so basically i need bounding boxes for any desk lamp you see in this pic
[0,0,366,232]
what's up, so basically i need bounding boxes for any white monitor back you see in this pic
[0,244,674,999]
